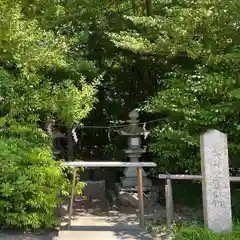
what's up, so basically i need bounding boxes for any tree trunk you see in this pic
[145,0,152,16]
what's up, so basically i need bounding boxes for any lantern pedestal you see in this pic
[123,167,147,177]
[115,180,157,209]
[116,163,153,208]
[121,167,152,188]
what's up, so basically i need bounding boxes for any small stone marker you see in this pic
[200,129,232,233]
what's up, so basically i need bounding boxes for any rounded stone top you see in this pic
[129,110,139,120]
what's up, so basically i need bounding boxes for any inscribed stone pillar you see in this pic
[200,129,232,233]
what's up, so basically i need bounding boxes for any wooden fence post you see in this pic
[68,168,77,226]
[137,167,144,228]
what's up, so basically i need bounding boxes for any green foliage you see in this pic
[0,0,98,229]
[47,0,240,166]
[172,224,240,240]
[2,0,240,231]
[0,0,98,125]
[147,219,240,239]
[0,125,69,229]
[132,0,240,173]
[91,0,240,172]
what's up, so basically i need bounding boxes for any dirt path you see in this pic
[57,197,154,239]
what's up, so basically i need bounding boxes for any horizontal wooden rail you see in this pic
[63,161,157,168]
[158,174,240,182]
[158,174,201,180]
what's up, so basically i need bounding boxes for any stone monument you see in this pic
[200,129,232,233]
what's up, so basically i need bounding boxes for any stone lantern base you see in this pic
[120,167,152,188]
[113,166,157,208]
[114,183,158,209]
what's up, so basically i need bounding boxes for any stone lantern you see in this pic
[120,110,152,188]
[43,119,55,135]
[113,110,158,209]
[43,119,66,160]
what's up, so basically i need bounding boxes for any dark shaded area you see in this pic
[163,180,240,220]
[0,230,58,240]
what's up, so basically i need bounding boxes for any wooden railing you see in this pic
[158,174,240,229]
[63,161,157,228]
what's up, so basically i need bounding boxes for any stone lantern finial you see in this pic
[129,110,139,120]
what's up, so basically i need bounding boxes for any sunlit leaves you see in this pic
[108,31,155,53]
[139,0,240,173]
[0,0,99,125]
[0,0,95,229]
[0,130,71,229]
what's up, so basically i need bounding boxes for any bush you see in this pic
[0,124,70,229]
[173,224,240,240]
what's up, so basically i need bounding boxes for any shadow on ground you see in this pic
[0,231,57,240]
[70,196,139,221]
[60,224,153,240]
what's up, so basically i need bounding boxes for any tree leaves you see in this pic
[0,0,98,125]
[142,0,240,173]
[0,0,97,229]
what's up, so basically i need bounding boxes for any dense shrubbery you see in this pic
[0,0,97,229]
[0,125,68,229]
